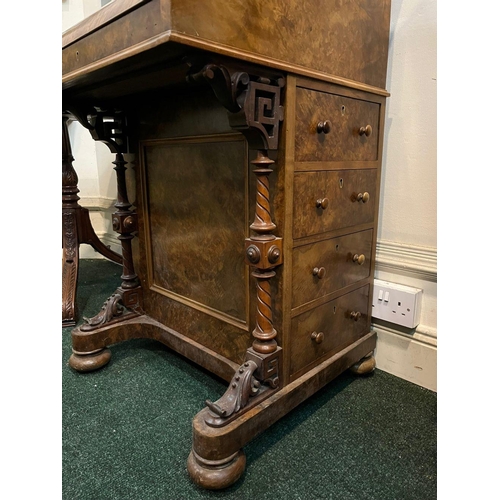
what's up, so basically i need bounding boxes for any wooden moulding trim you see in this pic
[149,284,250,332]
[292,224,374,249]
[375,240,438,282]
[295,77,388,102]
[62,0,153,48]
[168,32,390,97]
[191,331,377,460]
[292,222,375,249]
[63,29,390,97]
[71,314,240,382]
[294,160,380,172]
[62,31,173,88]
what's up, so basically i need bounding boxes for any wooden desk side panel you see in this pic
[170,0,391,89]
[128,87,288,366]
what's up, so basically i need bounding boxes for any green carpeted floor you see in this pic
[62,259,437,500]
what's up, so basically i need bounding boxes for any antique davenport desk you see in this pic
[62,0,391,490]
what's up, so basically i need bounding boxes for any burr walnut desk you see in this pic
[62,0,391,490]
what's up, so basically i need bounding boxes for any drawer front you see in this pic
[293,169,377,239]
[290,285,370,377]
[292,230,373,308]
[295,88,380,163]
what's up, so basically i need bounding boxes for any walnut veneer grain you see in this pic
[62,0,391,489]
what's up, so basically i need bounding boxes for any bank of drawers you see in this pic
[290,84,380,378]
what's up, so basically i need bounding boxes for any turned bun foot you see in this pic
[187,449,246,490]
[68,348,111,372]
[349,351,376,375]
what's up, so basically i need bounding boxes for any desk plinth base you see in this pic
[68,312,376,490]
[188,331,377,489]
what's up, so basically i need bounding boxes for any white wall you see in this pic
[64,1,121,258]
[373,0,437,391]
[62,0,438,390]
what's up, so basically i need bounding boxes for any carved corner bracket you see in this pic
[188,63,286,427]
[80,286,142,332]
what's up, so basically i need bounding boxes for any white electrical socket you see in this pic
[372,279,422,328]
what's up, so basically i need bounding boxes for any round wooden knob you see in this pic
[246,245,261,264]
[312,267,326,279]
[316,197,329,209]
[317,120,332,134]
[359,125,372,137]
[311,331,324,344]
[267,245,281,264]
[350,311,362,321]
[356,192,370,203]
[352,254,366,265]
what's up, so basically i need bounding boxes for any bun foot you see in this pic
[68,348,111,372]
[350,351,376,375]
[187,449,246,490]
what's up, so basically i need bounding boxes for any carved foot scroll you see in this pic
[204,360,260,427]
[80,287,142,332]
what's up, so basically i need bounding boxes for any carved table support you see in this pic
[62,114,123,327]
[187,64,285,488]
[67,108,143,371]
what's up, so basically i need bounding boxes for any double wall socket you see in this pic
[372,279,422,329]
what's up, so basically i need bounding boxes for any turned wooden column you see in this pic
[62,115,80,327]
[77,108,143,330]
[68,108,143,371]
[246,150,281,355]
[188,65,286,488]
[187,65,285,426]
[62,114,123,327]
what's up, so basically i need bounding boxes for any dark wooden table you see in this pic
[63,0,391,489]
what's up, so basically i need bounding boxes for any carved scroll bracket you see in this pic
[204,347,282,428]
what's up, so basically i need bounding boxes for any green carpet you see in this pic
[62,259,437,500]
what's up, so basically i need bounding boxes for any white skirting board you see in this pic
[77,199,122,259]
[373,323,437,392]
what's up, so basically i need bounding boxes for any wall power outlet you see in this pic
[372,279,422,329]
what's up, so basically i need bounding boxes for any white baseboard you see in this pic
[373,322,437,392]
[78,197,121,259]
[79,231,122,259]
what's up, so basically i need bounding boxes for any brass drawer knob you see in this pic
[312,267,326,279]
[350,311,362,321]
[316,197,329,209]
[356,192,370,203]
[311,331,324,344]
[352,254,366,265]
[317,120,332,134]
[359,125,373,137]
